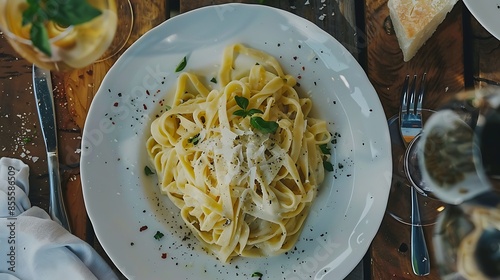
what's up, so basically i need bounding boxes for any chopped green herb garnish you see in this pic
[233,109,248,117]
[144,166,155,176]
[323,161,334,172]
[252,271,263,277]
[235,95,249,110]
[247,109,264,116]
[22,0,102,57]
[22,137,32,144]
[233,96,277,133]
[165,105,172,111]
[154,231,164,240]
[175,56,187,72]
[250,116,278,134]
[319,143,331,155]
[210,77,217,83]
[188,133,201,145]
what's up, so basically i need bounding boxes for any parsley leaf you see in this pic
[323,161,334,172]
[233,96,278,134]
[154,231,164,240]
[144,166,155,176]
[188,133,201,145]
[247,108,263,116]
[252,271,263,277]
[319,143,331,155]
[235,95,249,110]
[233,109,248,117]
[175,56,187,72]
[250,116,278,134]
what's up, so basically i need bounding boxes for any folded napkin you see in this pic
[0,157,119,280]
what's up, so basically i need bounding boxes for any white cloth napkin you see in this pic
[0,157,119,280]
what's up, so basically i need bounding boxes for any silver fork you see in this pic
[398,74,430,276]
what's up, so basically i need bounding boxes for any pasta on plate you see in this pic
[147,43,331,262]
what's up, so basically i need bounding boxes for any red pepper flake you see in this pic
[297,75,302,79]
[140,225,148,232]
[113,102,119,107]
[143,104,148,110]
[161,253,167,259]
[302,66,305,71]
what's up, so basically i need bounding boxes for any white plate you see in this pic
[463,0,500,40]
[81,4,392,279]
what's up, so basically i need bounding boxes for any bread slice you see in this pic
[388,0,458,61]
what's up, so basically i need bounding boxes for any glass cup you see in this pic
[418,87,500,204]
[386,109,448,226]
[0,0,118,71]
[417,87,500,279]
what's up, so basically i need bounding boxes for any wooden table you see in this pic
[1,0,499,279]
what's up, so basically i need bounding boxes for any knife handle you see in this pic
[47,152,71,232]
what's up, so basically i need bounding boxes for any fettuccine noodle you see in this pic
[147,43,331,262]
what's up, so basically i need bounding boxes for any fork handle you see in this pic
[411,187,430,276]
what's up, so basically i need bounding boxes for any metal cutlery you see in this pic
[33,65,71,232]
[398,73,430,276]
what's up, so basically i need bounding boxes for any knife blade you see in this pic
[33,65,71,232]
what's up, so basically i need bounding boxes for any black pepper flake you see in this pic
[113,102,119,107]
[293,56,298,60]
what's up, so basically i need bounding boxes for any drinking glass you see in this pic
[386,109,448,226]
[0,0,132,71]
[418,87,500,279]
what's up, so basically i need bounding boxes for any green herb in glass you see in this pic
[22,0,102,56]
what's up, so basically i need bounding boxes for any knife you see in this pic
[32,65,71,232]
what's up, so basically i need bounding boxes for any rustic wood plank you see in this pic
[365,0,466,119]
[469,15,500,89]
[365,0,466,279]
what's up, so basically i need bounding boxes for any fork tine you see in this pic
[400,74,410,116]
[409,75,417,115]
[416,73,426,113]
